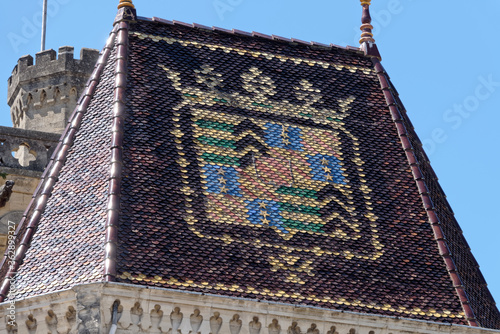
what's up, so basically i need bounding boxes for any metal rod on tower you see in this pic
[41,0,48,51]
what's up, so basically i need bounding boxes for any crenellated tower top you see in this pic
[7,47,99,133]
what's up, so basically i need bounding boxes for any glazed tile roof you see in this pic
[1,5,499,330]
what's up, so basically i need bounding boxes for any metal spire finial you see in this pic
[118,0,135,9]
[359,0,375,45]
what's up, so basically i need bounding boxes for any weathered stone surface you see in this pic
[74,284,102,334]
[0,126,59,171]
[0,182,14,209]
[0,173,39,256]
[0,283,499,334]
[7,46,99,133]
[0,126,59,255]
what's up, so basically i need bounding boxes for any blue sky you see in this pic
[1,0,499,308]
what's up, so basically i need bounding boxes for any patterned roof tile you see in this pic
[0,6,499,330]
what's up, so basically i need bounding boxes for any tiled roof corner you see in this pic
[0,26,119,301]
[371,57,478,327]
[104,18,130,282]
[371,57,500,328]
[360,41,381,60]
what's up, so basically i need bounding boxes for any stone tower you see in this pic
[0,47,99,258]
[7,46,99,134]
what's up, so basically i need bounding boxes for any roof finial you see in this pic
[358,0,381,60]
[115,0,137,25]
[118,0,135,9]
[359,0,375,45]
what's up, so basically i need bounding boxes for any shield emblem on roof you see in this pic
[161,63,383,264]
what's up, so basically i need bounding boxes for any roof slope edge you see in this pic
[371,57,500,329]
[104,14,133,282]
[0,25,119,302]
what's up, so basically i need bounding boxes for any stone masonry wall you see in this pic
[0,46,98,257]
[7,46,98,134]
[0,126,60,256]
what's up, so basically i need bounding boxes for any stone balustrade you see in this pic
[0,282,499,334]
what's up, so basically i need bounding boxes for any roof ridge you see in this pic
[104,13,131,283]
[0,25,119,302]
[141,16,362,53]
[371,57,480,327]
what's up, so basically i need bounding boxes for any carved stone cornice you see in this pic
[0,282,498,334]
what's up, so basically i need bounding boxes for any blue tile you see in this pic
[246,199,288,233]
[264,123,303,150]
[306,154,345,184]
[203,164,242,196]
